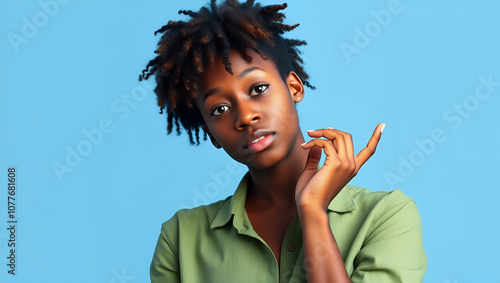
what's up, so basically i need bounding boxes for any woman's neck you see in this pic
[246,132,308,210]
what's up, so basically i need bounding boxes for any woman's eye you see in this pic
[211,105,229,116]
[251,84,269,96]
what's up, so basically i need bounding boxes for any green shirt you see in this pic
[150,173,427,282]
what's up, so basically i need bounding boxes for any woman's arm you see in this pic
[299,205,350,283]
[296,124,384,282]
[150,222,181,283]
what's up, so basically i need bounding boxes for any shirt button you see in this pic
[287,244,295,252]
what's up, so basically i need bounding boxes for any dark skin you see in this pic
[195,50,384,282]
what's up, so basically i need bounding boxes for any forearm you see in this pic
[299,206,350,283]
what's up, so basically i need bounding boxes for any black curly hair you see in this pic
[139,0,313,145]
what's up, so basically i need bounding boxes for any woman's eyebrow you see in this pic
[203,88,221,103]
[238,67,266,78]
[202,67,267,103]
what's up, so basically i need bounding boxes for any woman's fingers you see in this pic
[301,138,341,164]
[354,123,385,169]
[303,146,322,171]
[306,129,348,160]
[328,127,354,163]
[303,123,385,171]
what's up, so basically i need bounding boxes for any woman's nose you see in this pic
[235,102,261,130]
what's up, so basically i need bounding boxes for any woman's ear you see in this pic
[202,126,222,149]
[286,71,305,103]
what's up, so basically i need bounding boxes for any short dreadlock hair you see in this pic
[139,0,314,145]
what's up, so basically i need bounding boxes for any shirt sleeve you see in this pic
[350,190,427,283]
[150,220,181,283]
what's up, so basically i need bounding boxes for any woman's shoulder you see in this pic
[161,196,232,232]
[329,184,418,217]
[346,185,414,205]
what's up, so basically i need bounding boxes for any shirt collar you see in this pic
[210,172,357,230]
[210,172,251,231]
[328,185,356,212]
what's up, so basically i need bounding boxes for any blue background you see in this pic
[1,0,499,282]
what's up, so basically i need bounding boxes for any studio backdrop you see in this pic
[1,0,499,282]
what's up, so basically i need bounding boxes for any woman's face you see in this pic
[195,49,305,169]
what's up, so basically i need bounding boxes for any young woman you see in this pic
[140,1,427,282]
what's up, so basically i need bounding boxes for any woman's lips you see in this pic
[244,129,274,148]
[246,133,275,153]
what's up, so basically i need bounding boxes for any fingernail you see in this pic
[380,123,386,134]
[307,130,314,132]
[327,127,333,129]
[301,142,307,146]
